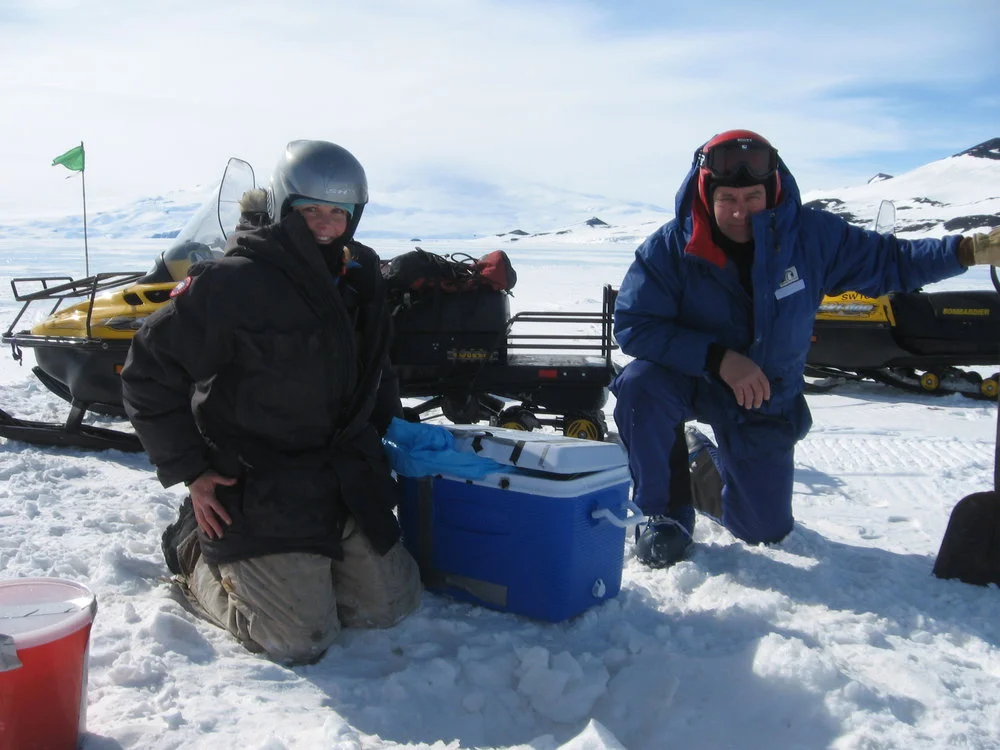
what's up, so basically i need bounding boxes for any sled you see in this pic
[393,283,620,440]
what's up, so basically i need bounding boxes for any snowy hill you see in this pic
[0,139,997,244]
[0,174,668,244]
[365,180,669,241]
[0,183,218,243]
[800,137,1000,238]
[483,138,1000,244]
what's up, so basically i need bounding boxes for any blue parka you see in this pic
[614,152,966,454]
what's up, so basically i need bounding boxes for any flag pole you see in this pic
[51,143,88,274]
[80,140,89,277]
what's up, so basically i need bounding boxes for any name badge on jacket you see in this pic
[775,266,805,300]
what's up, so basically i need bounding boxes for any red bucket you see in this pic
[0,578,97,750]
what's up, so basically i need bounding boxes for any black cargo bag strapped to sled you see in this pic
[933,390,1000,587]
[381,248,517,295]
[382,248,517,369]
[392,289,511,368]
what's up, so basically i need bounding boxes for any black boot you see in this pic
[634,509,695,569]
[161,496,198,575]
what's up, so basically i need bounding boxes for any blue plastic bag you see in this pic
[382,418,506,479]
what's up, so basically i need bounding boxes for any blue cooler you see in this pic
[398,426,640,622]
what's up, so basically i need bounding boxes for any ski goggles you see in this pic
[699,139,778,181]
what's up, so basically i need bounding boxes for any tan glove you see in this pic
[959,226,1000,266]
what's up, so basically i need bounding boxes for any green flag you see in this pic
[52,144,85,172]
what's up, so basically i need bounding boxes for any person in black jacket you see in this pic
[122,140,420,664]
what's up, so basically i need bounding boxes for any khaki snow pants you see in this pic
[177,522,421,665]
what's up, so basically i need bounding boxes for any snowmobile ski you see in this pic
[0,405,142,452]
[804,364,999,401]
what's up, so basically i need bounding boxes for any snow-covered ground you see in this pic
[2,231,999,749]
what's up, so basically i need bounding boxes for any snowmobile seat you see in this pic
[137,253,176,284]
[888,290,1000,357]
[138,240,218,285]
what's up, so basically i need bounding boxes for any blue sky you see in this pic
[0,0,996,224]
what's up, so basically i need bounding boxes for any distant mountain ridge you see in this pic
[799,137,999,237]
[487,137,999,243]
[0,139,996,243]
[955,137,1000,160]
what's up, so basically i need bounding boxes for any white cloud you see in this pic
[0,0,995,221]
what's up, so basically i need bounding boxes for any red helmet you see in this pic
[703,129,773,150]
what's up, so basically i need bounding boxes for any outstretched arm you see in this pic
[817,210,967,298]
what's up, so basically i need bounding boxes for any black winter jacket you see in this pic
[121,212,403,564]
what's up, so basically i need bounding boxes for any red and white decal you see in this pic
[170,276,193,298]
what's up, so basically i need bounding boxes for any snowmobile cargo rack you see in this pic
[5,272,149,347]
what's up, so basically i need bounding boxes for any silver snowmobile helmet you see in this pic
[269,140,369,235]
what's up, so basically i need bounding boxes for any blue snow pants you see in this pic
[611,359,795,545]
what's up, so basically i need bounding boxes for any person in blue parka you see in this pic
[612,128,1000,568]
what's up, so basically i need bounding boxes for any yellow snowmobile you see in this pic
[0,158,256,450]
[806,201,1000,399]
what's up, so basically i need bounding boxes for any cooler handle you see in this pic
[591,500,647,528]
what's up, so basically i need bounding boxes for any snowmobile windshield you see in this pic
[167,157,256,254]
[143,157,257,282]
[167,184,232,255]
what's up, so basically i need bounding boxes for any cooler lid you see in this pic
[445,424,627,474]
[0,578,96,647]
